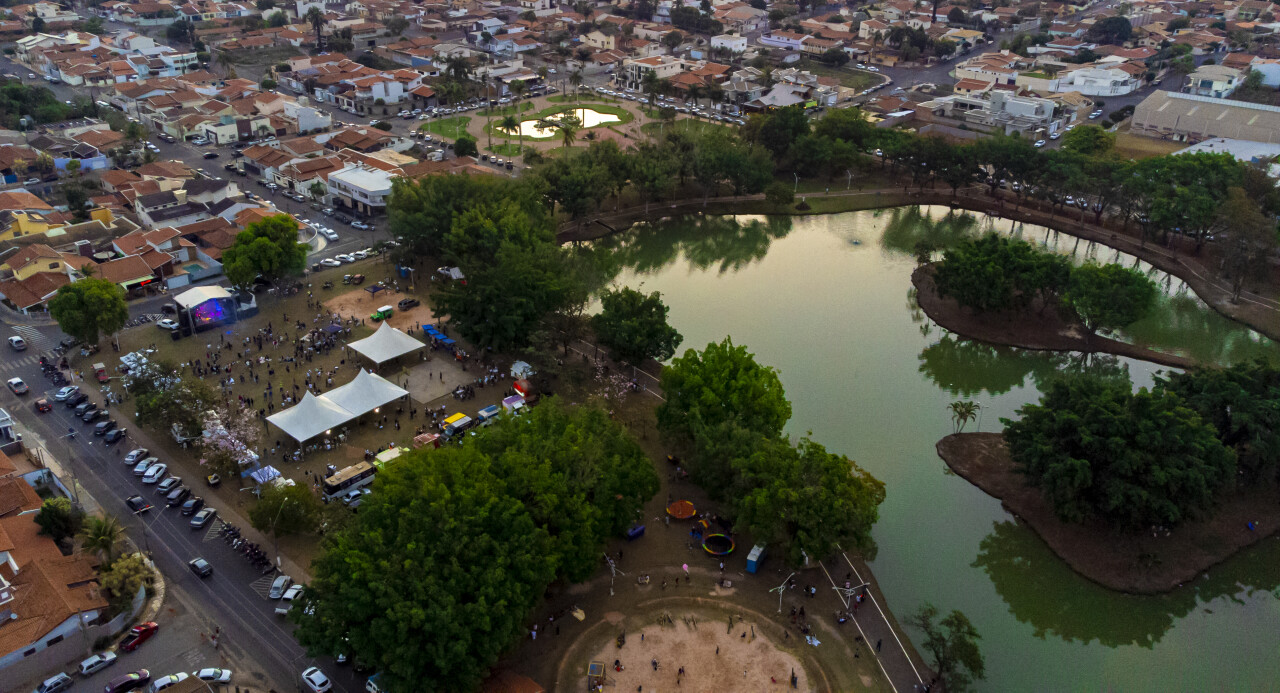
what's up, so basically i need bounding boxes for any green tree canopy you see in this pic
[221,213,308,287]
[48,277,129,347]
[1060,124,1115,156]
[454,134,478,157]
[1157,360,1280,485]
[99,553,153,611]
[591,287,683,365]
[35,497,83,545]
[908,604,986,693]
[932,234,1071,313]
[249,482,323,537]
[731,435,885,565]
[1003,376,1234,528]
[1063,262,1158,334]
[658,337,792,441]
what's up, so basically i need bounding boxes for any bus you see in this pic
[322,462,376,500]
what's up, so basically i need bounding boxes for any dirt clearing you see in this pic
[322,286,435,331]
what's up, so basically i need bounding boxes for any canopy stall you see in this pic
[347,322,425,365]
[250,465,281,484]
[324,369,409,417]
[266,391,354,443]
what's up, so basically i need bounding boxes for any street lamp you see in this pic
[792,172,799,192]
[270,497,295,569]
[132,507,153,556]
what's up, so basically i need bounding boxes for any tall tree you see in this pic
[1213,186,1276,303]
[908,604,986,693]
[80,514,125,565]
[35,497,83,545]
[591,286,683,365]
[306,6,326,45]
[48,277,129,347]
[249,482,322,538]
[657,336,792,441]
[1063,262,1158,336]
[221,213,309,288]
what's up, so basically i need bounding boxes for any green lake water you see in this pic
[591,207,1280,692]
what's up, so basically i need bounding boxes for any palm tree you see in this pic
[306,6,326,46]
[869,31,883,65]
[558,115,581,149]
[949,401,980,434]
[570,69,583,101]
[444,56,472,84]
[80,515,124,565]
[499,114,521,154]
[686,83,703,108]
[641,70,660,107]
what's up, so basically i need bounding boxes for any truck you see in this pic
[442,412,473,437]
[93,362,108,383]
[477,405,500,427]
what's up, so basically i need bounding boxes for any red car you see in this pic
[119,622,158,652]
[33,397,51,413]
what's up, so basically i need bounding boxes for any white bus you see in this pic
[322,461,376,500]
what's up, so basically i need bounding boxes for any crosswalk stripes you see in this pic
[0,353,41,374]
[11,325,54,352]
[250,575,276,599]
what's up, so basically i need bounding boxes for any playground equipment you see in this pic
[703,533,735,556]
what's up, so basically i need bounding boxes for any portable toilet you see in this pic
[746,544,766,574]
[477,405,500,426]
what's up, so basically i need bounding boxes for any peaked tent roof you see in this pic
[347,322,425,364]
[266,391,354,443]
[174,284,232,309]
[324,369,408,417]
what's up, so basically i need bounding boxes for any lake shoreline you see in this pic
[910,264,1197,370]
[559,193,1280,346]
[936,432,1280,594]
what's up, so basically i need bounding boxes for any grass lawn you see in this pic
[478,102,534,117]
[798,60,881,93]
[639,118,730,138]
[421,116,472,140]
[1113,126,1184,160]
[487,142,527,156]
[548,93,616,104]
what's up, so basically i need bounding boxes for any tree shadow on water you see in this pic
[591,215,795,276]
[971,520,1280,649]
[918,336,1133,399]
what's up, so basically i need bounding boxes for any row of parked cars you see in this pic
[33,619,232,693]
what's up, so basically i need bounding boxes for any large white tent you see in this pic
[325,369,408,417]
[348,322,425,365]
[173,285,232,309]
[266,370,409,443]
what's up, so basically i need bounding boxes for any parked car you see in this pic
[1034,139,1047,147]
[34,673,73,693]
[66,392,88,408]
[142,463,168,484]
[156,319,180,331]
[103,670,150,693]
[397,298,420,310]
[7,377,28,395]
[269,574,294,599]
[190,507,217,528]
[193,669,232,683]
[84,408,109,424]
[320,258,342,267]
[7,335,26,350]
[151,672,190,691]
[55,385,80,401]
[79,651,118,676]
[94,420,118,436]
[75,401,97,416]
[119,623,158,652]
[124,448,149,464]
[157,477,182,495]
[104,428,127,445]
[275,583,304,615]
[301,667,332,693]
[79,648,118,676]
[166,486,191,507]
[188,557,213,578]
[180,496,204,515]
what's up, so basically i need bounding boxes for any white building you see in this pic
[711,34,748,53]
[327,164,393,217]
[1054,66,1141,96]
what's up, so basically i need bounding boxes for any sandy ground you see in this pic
[322,285,436,331]
[583,613,810,693]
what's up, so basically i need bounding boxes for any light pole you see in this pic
[975,402,984,432]
[270,497,295,569]
[792,172,799,193]
[132,507,152,556]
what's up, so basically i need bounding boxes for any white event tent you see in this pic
[347,322,425,365]
[266,369,409,443]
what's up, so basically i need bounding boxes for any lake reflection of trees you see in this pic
[880,206,979,256]
[1123,293,1280,366]
[919,336,1132,398]
[972,520,1280,649]
[585,215,795,277]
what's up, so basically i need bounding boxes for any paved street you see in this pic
[0,326,365,693]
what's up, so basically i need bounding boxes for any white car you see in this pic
[335,254,356,263]
[352,250,369,259]
[270,574,294,599]
[193,668,232,683]
[302,667,331,693]
[1034,140,1047,148]
[320,228,339,241]
[275,583,305,615]
[124,448,150,464]
[134,458,160,475]
[191,137,208,145]
[78,651,118,676]
[152,672,190,691]
[7,335,26,350]
[142,463,168,484]
[55,385,79,401]
[320,258,342,267]
[156,319,180,331]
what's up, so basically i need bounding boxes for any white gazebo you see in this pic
[324,369,409,417]
[265,370,410,444]
[347,322,425,365]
